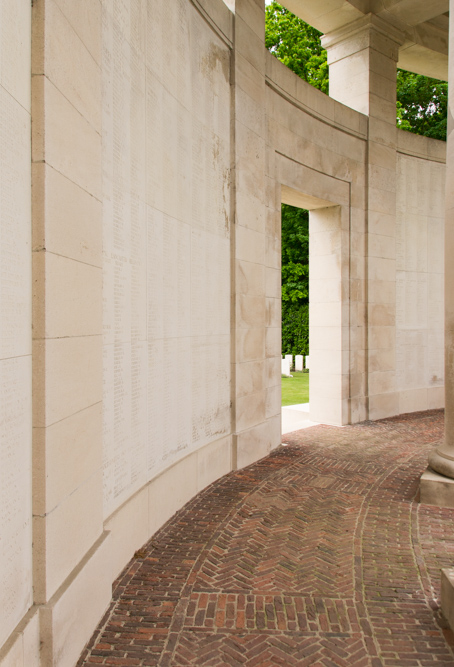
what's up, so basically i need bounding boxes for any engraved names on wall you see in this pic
[395,155,444,392]
[102,0,231,518]
[0,7,32,643]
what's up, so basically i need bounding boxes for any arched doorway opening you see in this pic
[280,182,351,428]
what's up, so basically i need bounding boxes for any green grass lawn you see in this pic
[281,371,309,406]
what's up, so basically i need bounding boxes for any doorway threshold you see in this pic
[282,403,319,435]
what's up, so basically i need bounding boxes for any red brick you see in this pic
[77,411,454,667]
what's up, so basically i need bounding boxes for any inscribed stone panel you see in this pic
[0,357,32,647]
[190,230,230,337]
[395,154,445,392]
[0,4,32,644]
[102,0,231,518]
[0,88,31,359]
[191,336,231,448]
[428,329,444,386]
[0,0,31,110]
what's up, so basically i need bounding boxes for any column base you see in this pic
[420,468,454,508]
[428,447,454,479]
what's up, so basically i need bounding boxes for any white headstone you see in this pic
[281,358,291,377]
[285,354,293,370]
[305,355,310,370]
[295,355,303,371]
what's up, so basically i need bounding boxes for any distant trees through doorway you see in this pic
[281,205,309,357]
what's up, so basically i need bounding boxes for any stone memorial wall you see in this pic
[101,0,231,519]
[396,152,445,411]
[0,1,448,665]
[0,0,33,651]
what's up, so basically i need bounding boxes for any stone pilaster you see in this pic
[322,16,405,420]
[31,1,111,665]
[231,0,281,469]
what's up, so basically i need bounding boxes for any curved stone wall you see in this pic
[0,0,446,665]
[0,0,35,662]
[100,0,232,521]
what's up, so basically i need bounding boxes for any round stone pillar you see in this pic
[428,5,454,481]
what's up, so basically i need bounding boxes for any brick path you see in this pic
[78,410,454,666]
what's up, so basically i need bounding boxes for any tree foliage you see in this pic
[396,70,447,141]
[265,1,328,94]
[281,205,309,355]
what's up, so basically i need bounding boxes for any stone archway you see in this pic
[278,149,354,425]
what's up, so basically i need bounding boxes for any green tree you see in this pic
[281,204,309,356]
[265,1,328,94]
[396,70,447,141]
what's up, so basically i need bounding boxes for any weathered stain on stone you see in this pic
[201,42,230,84]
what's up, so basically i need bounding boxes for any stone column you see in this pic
[423,4,454,500]
[432,3,454,624]
[231,0,281,469]
[322,15,404,421]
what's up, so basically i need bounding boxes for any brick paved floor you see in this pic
[78,410,454,666]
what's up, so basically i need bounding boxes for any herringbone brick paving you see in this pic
[78,409,454,666]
